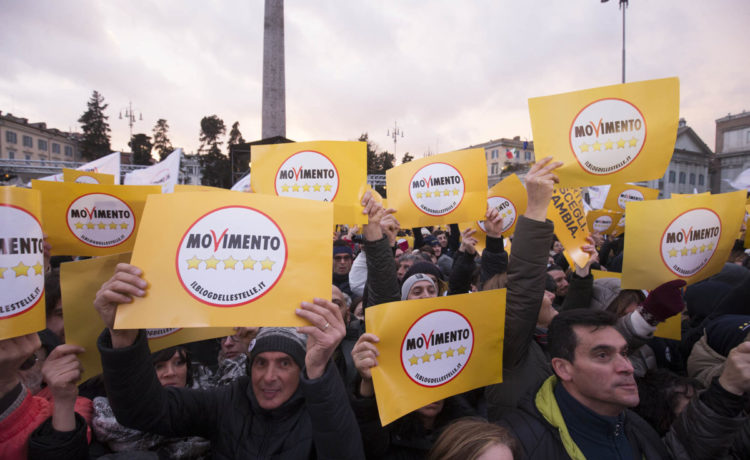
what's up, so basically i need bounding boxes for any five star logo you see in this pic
[457,345,467,355]
[452,188,459,196]
[32,262,43,275]
[120,223,129,229]
[416,192,423,199]
[204,256,220,269]
[592,141,602,151]
[0,267,6,279]
[109,222,118,229]
[242,256,257,270]
[668,248,678,257]
[75,222,84,229]
[579,143,590,152]
[445,348,455,357]
[433,349,443,360]
[680,247,689,256]
[425,191,432,198]
[223,256,238,270]
[409,355,419,366]
[313,184,321,192]
[604,140,614,150]
[628,137,638,147]
[86,223,95,229]
[186,255,202,269]
[260,257,275,271]
[690,246,698,254]
[617,139,626,148]
[12,261,29,277]
[324,184,332,191]
[421,352,431,363]
[97,222,106,229]
[291,184,300,192]
[281,185,290,192]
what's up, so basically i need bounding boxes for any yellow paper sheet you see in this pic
[586,209,623,235]
[547,187,591,268]
[529,77,679,187]
[173,184,227,193]
[622,191,747,290]
[32,181,161,256]
[115,192,333,328]
[386,149,487,228]
[366,290,505,426]
[0,187,46,340]
[251,141,368,224]
[63,168,116,185]
[603,183,660,212]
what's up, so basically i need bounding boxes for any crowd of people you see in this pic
[2,157,749,459]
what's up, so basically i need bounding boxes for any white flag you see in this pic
[231,173,252,192]
[725,168,750,191]
[76,151,122,184]
[124,149,181,193]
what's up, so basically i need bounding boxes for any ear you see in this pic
[551,357,574,382]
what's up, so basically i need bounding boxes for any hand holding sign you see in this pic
[458,228,479,256]
[362,190,397,242]
[524,157,563,221]
[93,263,144,347]
[482,206,505,238]
[295,298,346,379]
[352,333,380,397]
[42,344,85,431]
[574,236,599,278]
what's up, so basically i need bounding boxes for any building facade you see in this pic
[180,153,203,185]
[468,136,535,187]
[711,111,750,193]
[0,111,81,164]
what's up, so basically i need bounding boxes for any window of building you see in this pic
[39,155,46,165]
[658,179,664,189]
[525,151,531,161]
[25,154,31,163]
[22,135,33,147]
[699,174,705,186]
[64,146,73,156]
[8,151,14,160]
[679,172,686,184]
[38,139,48,151]
[491,149,498,159]
[668,171,676,183]
[52,143,60,154]
[6,131,17,144]
[689,173,695,185]
[491,163,498,175]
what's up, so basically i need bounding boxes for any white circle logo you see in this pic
[409,163,465,217]
[660,208,721,278]
[66,193,136,248]
[74,175,100,184]
[400,309,474,387]
[478,196,516,234]
[0,205,45,319]
[146,328,181,339]
[274,151,339,202]
[176,206,287,307]
[569,98,646,175]
[617,189,645,210]
[593,215,614,233]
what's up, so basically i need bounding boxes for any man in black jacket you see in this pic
[93,264,365,459]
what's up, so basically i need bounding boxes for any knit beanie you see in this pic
[250,327,307,369]
[401,273,436,300]
[333,245,353,257]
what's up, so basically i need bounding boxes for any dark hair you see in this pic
[606,289,646,318]
[548,309,618,363]
[635,369,702,435]
[44,268,62,317]
[151,346,192,387]
[546,264,565,273]
[420,245,436,256]
[433,230,446,238]
[427,417,521,460]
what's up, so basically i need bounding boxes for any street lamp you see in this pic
[387,121,404,157]
[119,101,143,140]
[601,0,629,84]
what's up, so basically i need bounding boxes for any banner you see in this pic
[586,209,623,235]
[529,78,679,187]
[459,174,527,252]
[76,152,122,184]
[63,168,115,185]
[251,141,367,224]
[386,149,487,228]
[547,187,591,268]
[231,173,252,192]
[622,191,746,290]
[603,183,660,212]
[366,289,504,425]
[32,181,161,256]
[585,185,611,210]
[114,192,333,328]
[60,252,234,382]
[0,187,46,340]
[124,149,181,193]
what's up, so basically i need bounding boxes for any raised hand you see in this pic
[351,333,380,397]
[524,157,563,222]
[295,298,346,379]
[93,263,145,347]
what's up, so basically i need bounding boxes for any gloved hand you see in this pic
[639,279,687,325]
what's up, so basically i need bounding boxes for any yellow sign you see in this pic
[745,205,750,249]
[672,192,710,199]
[251,141,367,224]
[529,78,679,187]
[366,290,505,426]
[63,168,115,185]
[0,187,46,340]
[603,183,660,212]
[114,192,333,328]
[173,184,227,193]
[547,187,591,268]
[386,149,487,228]
[60,253,233,382]
[622,191,747,290]
[32,181,161,256]
[459,174,527,252]
[586,209,623,235]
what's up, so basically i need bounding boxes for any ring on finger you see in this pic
[323,322,330,330]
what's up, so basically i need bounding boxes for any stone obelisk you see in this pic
[262,0,286,139]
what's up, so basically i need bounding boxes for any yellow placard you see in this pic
[115,192,333,328]
[63,168,116,185]
[366,290,504,426]
[547,187,591,268]
[173,184,227,193]
[745,205,750,249]
[459,174,527,253]
[603,183,660,212]
[0,187,46,340]
[591,269,620,280]
[32,181,161,256]
[386,149,487,228]
[672,192,710,199]
[622,191,747,290]
[529,77,679,187]
[251,141,367,224]
[586,209,623,235]
[60,253,234,382]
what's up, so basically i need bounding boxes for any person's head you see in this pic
[152,346,191,388]
[420,244,438,264]
[331,285,350,325]
[634,369,701,435]
[416,399,445,429]
[546,265,568,297]
[548,309,638,417]
[249,327,306,410]
[396,254,419,281]
[427,418,520,460]
[426,234,443,257]
[219,332,254,361]
[551,239,563,255]
[44,269,64,342]
[333,241,353,275]
[606,289,646,318]
[434,230,448,248]
[401,273,437,300]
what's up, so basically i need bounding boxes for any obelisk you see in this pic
[262,0,286,139]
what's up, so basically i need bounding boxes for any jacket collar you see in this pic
[534,376,587,460]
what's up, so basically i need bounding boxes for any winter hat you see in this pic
[401,273,436,300]
[402,261,444,283]
[590,278,623,311]
[250,327,307,368]
[333,245,353,257]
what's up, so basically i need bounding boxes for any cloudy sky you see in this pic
[1,1,748,163]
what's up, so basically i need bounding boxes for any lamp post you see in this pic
[602,0,629,83]
[119,101,143,140]
[387,121,404,157]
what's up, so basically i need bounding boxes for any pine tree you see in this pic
[152,119,174,161]
[198,115,231,188]
[78,90,112,161]
[227,121,246,153]
[401,152,414,164]
[129,134,153,165]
